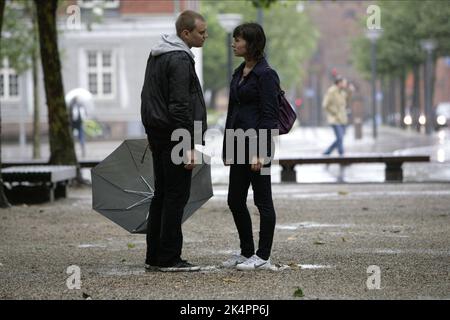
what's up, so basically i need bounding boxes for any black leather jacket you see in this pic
[141,51,207,147]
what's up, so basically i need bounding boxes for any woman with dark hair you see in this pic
[221,23,280,271]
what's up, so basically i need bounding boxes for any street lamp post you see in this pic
[420,39,437,135]
[217,14,242,83]
[366,29,382,139]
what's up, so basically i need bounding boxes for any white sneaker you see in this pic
[221,254,247,268]
[236,254,272,271]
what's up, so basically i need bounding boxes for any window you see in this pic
[103,0,120,8]
[9,74,19,96]
[78,0,120,9]
[87,50,115,98]
[78,0,95,8]
[0,58,20,100]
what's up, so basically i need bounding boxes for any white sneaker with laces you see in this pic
[236,254,272,271]
[221,254,247,268]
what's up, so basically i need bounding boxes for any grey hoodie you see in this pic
[151,34,195,60]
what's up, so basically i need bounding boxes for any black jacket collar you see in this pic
[232,57,270,78]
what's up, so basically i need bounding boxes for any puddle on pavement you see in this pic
[96,263,334,275]
[98,265,220,276]
[381,234,410,238]
[199,265,220,272]
[374,249,404,254]
[298,264,334,269]
[276,221,352,230]
[103,268,145,276]
[216,249,238,255]
[354,248,450,256]
[78,244,107,248]
[212,188,450,200]
[270,264,334,271]
[77,239,146,250]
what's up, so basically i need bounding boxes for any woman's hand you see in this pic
[184,149,197,170]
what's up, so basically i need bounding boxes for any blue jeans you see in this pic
[324,124,346,155]
[73,122,85,156]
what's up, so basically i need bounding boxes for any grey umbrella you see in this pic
[91,139,213,234]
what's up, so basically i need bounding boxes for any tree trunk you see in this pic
[431,56,437,118]
[400,70,406,129]
[381,76,388,125]
[386,77,392,126]
[0,0,11,208]
[390,76,397,127]
[316,73,322,126]
[34,0,77,165]
[32,8,41,159]
[412,65,421,132]
[210,89,217,110]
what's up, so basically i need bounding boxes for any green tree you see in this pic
[353,1,424,79]
[200,5,229,109]
[250,0,278,8]
[34,0,77,165]
[1,0,42,159]
[353,0,450,94]
[264,2,319,88]
[201,0,318,106]
[352,0,450,126]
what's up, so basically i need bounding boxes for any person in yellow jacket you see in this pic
[322,77,353,155]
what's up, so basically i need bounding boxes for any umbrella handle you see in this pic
[141,143,149,164]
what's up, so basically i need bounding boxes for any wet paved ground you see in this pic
[4,125,450,184]
[1,183,449,300]
[2,125,449,300]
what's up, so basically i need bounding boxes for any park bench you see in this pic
[2,160,100,169]
[1,165,77,203]
[278,154,431,183]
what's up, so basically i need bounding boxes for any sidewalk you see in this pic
[1,183,449,299]
[2,125,450,183]
[3,125,446,159]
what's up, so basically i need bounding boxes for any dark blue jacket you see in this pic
[225,58,280,131]
[223,58,280,162]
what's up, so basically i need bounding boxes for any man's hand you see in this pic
[250,156,264,172]
[184,149,197,170]
[223,158,233,166]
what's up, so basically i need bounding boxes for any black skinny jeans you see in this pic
[145,139,192,267]
[227,163,276,261]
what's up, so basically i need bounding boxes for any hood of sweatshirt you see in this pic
[151,34,195,60]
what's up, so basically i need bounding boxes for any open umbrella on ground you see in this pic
[91,139,213,234]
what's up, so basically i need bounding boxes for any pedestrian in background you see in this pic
[322,77,353,156]
[69,97,87,157]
